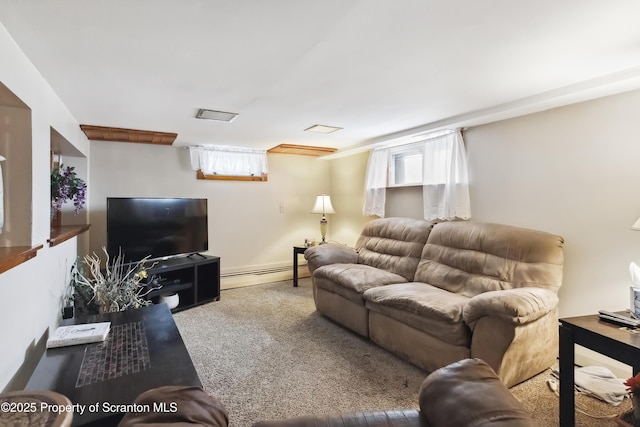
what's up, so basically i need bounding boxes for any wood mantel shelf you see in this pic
[0,245,44,275]
[48,224,91,247]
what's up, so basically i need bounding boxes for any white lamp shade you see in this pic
[311,194,336,215]
[632,217,640,231]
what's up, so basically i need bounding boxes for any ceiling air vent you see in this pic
[304,124,342,134]
[195,109,238,122]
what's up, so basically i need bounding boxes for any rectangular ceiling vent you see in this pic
[195,109,238,122]
[304,124,342,134]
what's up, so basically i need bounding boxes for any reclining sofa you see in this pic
[304,217,564,387]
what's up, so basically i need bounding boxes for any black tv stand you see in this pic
[187,252,207,259]
[145,254,220,312]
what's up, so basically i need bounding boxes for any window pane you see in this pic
[394,152,422,185]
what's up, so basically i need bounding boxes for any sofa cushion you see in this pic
[364,283,471,346]
[314,264,408,305]
[355,217,435,281]
[414,221,564,297]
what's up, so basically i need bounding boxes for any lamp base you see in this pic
[319,217,328,245]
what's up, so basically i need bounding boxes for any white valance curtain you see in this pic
[189,146,268,176]
[362,129,471,220]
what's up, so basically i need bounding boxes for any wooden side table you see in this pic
[559,313,640,426]
[293,246,307,287]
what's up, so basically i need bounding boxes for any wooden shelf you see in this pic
[80,125,177,145]
[267,144,337,156]
[0,245,44,275]
[48,224,91,247]
[147,282,194,299]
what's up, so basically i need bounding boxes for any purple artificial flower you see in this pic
[51,165,86,214]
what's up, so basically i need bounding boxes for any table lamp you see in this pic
[311,194,335,244]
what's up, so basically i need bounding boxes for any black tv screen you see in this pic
[107,197,208,263]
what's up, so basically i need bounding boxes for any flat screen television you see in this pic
[106,197,208,263]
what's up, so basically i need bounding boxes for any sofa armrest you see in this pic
[419,358,534,427]
[304,243,358,276]
[118,386,229,427]
[463,287,559,328]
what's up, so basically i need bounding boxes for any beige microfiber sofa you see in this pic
[304,217,564,387]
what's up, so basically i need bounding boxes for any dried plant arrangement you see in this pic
[72,247,159,315]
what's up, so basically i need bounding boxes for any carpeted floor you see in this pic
[173,278,631,427]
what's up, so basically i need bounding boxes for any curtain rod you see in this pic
[371,128,459,152]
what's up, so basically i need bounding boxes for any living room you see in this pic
[1,1,640,422]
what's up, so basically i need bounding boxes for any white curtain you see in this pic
[362,129,471,220]
[422,130,471,220]
[189,146,268,176]
[362,148,389,217]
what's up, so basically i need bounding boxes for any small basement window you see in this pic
[390,149,422,186]
[189,146,268,182]
[389,145,423,187]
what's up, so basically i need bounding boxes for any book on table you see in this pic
[46,321,111,348]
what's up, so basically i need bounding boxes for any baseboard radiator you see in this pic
[220,262,310,289]
[220,264,295,278]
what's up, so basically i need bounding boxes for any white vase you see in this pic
[159,293,179,310]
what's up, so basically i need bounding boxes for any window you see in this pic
[390,147,423,186]
[363,129,470,220]
[189,146,269,181]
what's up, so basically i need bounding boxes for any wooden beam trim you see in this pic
[80,124,177,145]
[267,144,337,156]
[196,170,268,181]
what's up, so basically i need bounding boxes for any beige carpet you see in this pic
[173,278,631,427]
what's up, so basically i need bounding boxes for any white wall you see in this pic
[0,23,89,390]
[327,151,371,246]
[466,89,640,319]
[89,141,332,275]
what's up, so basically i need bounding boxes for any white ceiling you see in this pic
[1,0,640,154]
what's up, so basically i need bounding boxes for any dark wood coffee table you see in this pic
[26,304,201,426]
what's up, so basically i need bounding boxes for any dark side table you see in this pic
[559,313,640,426]
[293,246,307,287]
